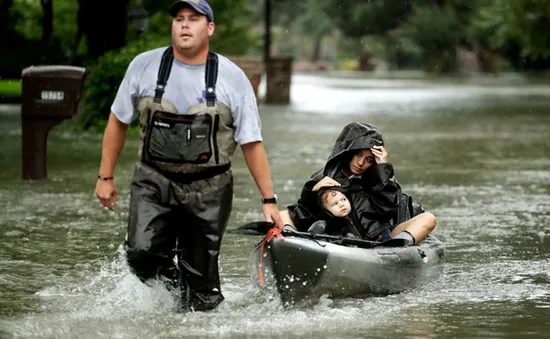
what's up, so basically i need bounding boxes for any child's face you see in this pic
[323,190,351,217]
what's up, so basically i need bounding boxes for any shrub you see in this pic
[77,36,168,132]
[338,58,359,71]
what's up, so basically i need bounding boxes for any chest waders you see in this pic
[125,47,235,312]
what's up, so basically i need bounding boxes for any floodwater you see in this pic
[1,72,549,338]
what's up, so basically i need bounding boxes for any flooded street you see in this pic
[1,72,549,338]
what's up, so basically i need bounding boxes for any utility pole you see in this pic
[263,0,291,104]
[263,0,271,63]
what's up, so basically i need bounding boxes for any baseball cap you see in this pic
[169,0,214,22]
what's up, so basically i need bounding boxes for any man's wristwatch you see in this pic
[261,194,278,204]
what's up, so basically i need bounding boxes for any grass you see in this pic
[0,79,22,97]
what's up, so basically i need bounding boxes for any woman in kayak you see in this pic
[282,122,436,245]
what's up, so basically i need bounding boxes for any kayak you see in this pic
[248,232,445,305]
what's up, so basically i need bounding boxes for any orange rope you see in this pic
[257,227,285,286]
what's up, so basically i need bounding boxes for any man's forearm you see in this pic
[240,141,275,198]
[98,113,129,177]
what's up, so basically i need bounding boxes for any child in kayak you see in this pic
[312,187,418,246]
[315,188,365,238]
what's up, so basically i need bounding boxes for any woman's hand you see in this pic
[371,145,388,164]
[312,176,341,191]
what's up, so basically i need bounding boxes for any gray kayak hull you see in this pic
[249,235,445,305]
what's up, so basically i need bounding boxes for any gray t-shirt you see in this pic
[111,47,262,145]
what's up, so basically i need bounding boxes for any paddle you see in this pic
[227,221,408,248]
[227,221,275,236]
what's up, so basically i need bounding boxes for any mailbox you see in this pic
[21,65,86,180]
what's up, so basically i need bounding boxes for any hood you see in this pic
[323,122,384,177]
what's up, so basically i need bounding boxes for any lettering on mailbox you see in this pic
[40,91,65,101]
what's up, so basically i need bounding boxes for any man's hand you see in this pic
[262,204,284,230]
[95,113,128,211]
[371,145,388,164]
[312,176,341,191]
[96,179,119,210]
[240,141,283,230]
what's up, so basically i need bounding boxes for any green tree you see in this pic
[8,0,78,53]
[405,5,464,73]
[327,0,413,37]
[263,0,335,61]
[320,0,414,69]
[294,0,334,61]
[0,0,66,76]
[473,0,550,70]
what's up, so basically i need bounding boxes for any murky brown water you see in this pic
[1,72,549,338]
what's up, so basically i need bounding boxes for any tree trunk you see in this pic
[0,0,13,15]
[383,35,396,71]
[311,35,323,62]
[0,0,13,33]
[264,0,272,62]
[40,0,53,46]
[70,28,83,64]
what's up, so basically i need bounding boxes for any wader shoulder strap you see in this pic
[154,47,174,103]
[205,52,218,107]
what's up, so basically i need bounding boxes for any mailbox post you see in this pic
[21,66,86,180]
[265,57,293,104]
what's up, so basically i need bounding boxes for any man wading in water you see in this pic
[95,0,283,311]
